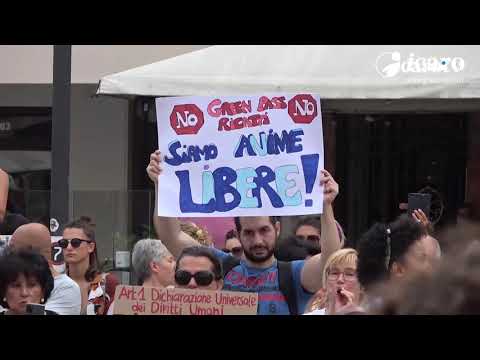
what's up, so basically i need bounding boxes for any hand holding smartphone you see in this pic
[408,193,431,218]
[26,303,46,315]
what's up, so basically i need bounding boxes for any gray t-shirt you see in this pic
[45,274,81,315]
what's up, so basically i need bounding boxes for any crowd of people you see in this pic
[0,151,479,315]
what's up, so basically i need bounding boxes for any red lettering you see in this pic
[151,301,159,313]
[249,114,261,127]
[257,96,275,112]
[207,99,222,117]
[221,102,235,116]
[232,116,244,129]
[259,293,286,302]
[217,114,270,132]
[242,100,252,113]
[151,288,161,301]
[118,286,131,300]
[218,117,231,131]
[138,287,145,301]
[272,96,287,109]
[132,302,145,313]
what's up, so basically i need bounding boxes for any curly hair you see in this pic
[0,249,54,308]
[180,222,213,247]
[357,214,427,291]
[375,242,480,315]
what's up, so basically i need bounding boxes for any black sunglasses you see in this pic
[222,246,243,255]
[57,238,92,249]
[174,270,217,286]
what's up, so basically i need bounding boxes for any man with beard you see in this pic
[146,150,341,315]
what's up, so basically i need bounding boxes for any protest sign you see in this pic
[156,93,324,217]
[113,285,258,315]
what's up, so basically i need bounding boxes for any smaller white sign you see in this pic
[115,251,130,268]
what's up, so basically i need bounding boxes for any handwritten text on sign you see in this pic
[156,93,324,217]
[113,286,258,315]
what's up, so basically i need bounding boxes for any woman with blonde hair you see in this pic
[304,248,363,315]
[180,222,213,247]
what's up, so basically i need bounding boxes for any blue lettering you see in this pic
[213,167,241,212]
[176,170,215,213]
[236,167,259,208]
[252,166,284,208]
[202,171,215,204]
[275,165,302,206]
[165,141,218,166]
[288,129,304,153]
[164,141,183,166]
[234,129,305,158]
[234,135,256,158]
[249,132,268,156]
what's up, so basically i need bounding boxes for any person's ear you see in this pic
[150,261,160,274]
[87,242,95,254]
[390,261,405,278]
[275,221,281,236]
[215,279,224,290]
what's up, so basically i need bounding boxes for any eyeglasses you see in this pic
[174,270,217,286]
[327,269,357,281]
[222,246,243,256]
[296,235,320,242]
[57,238,92,249]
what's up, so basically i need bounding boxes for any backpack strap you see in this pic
[277,261,298,315]
[222,256,241,278]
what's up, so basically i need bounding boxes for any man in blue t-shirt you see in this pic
[147,150,341,315]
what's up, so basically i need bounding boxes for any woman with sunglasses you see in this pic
[304,248,363,315]
[295,217,346,249]
[59,216,118,315]
[223,229,243,259]
[174,246,223,290]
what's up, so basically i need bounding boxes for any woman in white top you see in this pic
[304,248,363,315]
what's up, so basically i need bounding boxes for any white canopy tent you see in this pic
[97,45,480,99]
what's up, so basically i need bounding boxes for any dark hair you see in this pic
[225,229,238,240]
[0,249,54,308]
[0,213,30,236]
[375,244,480,315]
[234,216,278,234]
[63,216,99,282]
[175,246,223,280]
[224,229,238,246]
[357,214,427,290]
[294,216,322,234]
[275,235,321,261]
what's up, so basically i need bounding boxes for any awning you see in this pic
[97,45,480,99]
